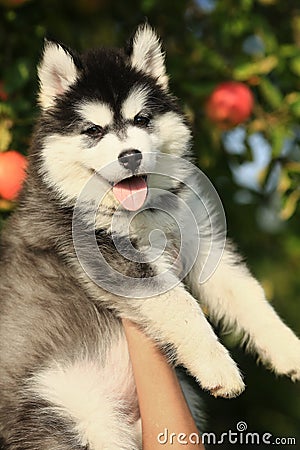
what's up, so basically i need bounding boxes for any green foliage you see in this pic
[0,0,300,445]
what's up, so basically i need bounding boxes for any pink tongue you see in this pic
[112,176,148,211]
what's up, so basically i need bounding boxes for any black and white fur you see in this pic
[0,25,299,450]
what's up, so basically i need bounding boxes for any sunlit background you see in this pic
[0,0,300,448]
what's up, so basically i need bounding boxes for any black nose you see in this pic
[118,149,142,173]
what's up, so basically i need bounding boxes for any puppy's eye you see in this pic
[134,115,150,127]
[82,125,104,137]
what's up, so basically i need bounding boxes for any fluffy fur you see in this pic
[0,24,299,450]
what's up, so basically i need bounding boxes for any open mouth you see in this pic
[112,175,148,211]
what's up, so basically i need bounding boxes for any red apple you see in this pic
[205,81,254,128]
[0,150,27,201]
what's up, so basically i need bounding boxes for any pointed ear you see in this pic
[129,24,168,90]
[38,41,80,109]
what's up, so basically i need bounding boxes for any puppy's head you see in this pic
[34,25,192,213]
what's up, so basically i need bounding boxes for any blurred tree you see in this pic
[0,0,300,447]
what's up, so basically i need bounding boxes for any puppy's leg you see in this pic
[188,247,300,380]
[3,337,140,450]
[71,241,243,396]
[31,341,140,450]
[3,396,87,450]
[123,283,245,398]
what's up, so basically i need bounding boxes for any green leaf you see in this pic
[290,100,300,118]
[0,122,12,151]
[233,55,278,80]
[277,170,291,194]
[279,45,298,58]
[285,92,300,118]
[0,103,14,118]
[270,125,289,157]
[258,77,283,109]
[290,56,300,76]
[280,190,300,220]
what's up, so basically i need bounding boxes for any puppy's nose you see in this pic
[118,149,142,173]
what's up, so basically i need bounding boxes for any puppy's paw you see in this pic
[190,345,245,398]
[255,329,300,382]
[265,350,300,382]
[270,346,300,382]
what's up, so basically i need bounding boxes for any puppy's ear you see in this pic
[38,41,81,109]
[129,24,168,90]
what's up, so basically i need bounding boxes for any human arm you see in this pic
[122,318,205,449]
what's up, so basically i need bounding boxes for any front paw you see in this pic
[256,331,300,382]
[187,345,245,398]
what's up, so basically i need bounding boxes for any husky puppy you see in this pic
[0,24,299,450]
